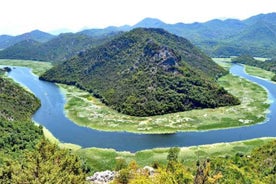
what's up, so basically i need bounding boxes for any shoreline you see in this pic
[59,71,270,134]
[2,59,271,135]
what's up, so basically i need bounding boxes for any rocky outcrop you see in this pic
[86,170,116,184]
[143,166,155,176]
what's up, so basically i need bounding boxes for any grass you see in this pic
[244,65,275,81]
[75,138,275,173]
[2,58,270,134]
[213,57,274,81]
[60,71,269,133]
[3,58,273,175]
[0,59,52,75]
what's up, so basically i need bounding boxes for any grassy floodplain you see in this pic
[41,122,275,174]
[245,65,275,81]
[2,59,270,133]
[0,59,52,75]
[213,57,275,81]
[1,59,275,175]
[61,72,269,133]
[75,138,275,173]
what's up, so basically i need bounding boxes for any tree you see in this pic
[194,159,222,184]
[0,139,87,184]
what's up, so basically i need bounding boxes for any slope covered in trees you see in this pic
[0,32,121,63]
[112,140,276,183]
[40,28,240,116]
[0,30,54,49]
[0,71,87,183]
[132,13,276,57]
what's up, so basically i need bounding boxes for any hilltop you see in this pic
[40,28,239,116]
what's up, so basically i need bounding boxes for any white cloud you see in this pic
[0,0,275,35]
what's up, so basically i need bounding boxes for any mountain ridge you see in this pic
[0,32,122,62]
[1,12,275,58]
[0,30,55,49]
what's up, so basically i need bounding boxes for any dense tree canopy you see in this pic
[40,28,240,116]
[0,72,87,183]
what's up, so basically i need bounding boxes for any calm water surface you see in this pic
[6,64,276,152]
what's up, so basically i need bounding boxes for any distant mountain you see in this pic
[212,21,276,57]
[79,26,130,37]
[0,32,121,62]
[244,12,276,25]
[0,39,42,60]
[129,12,276,57]
[0,35,13,45]
[0,30,55,49]
[40,28,239,116]
[133,18,167,28]
[1,12,275,58]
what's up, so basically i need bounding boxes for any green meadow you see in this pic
[0,59,52,75]
[61,72,269,133]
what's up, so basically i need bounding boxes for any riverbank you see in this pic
[213,57,275,81]
[60,71,269,133]
[42,126,275,173]
[40,124,276,173]
[2,59,276,174]
[0,59,52,75]
[2,59,271,134]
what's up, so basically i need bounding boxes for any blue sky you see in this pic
[1,0,275,35]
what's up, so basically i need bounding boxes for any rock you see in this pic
[86,170,116,184]
[143,166,155,176]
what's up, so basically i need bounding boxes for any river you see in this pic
[6,64,276,152]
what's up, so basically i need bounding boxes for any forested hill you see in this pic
[0,70,87,183]
[40,28,240,116]
[0,32,121,63]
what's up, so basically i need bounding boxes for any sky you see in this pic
[1,0,276,35]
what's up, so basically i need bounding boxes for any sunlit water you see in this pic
[6,64,276,152]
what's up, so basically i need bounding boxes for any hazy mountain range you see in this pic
[0,12,275,60]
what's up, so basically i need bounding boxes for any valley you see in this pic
[1,59,275,149]
[1,11,276,183]
[1,59,275,183]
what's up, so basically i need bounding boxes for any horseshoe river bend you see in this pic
[6,64,276,152]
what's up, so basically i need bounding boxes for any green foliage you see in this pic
[132,13,276,58]
[0,32,121,63]
[0,139,87,184]
[232,55,276,81]
[112,140,276,183]
[115,158,128,171]
[167,147,180,162]
[116,168,131,184]
[0,30,54,49]
[272,74,276,81]
[0,74,88,183]
[0,77,40,121]
[232,56,276,73]
[40,28,239,116]
[209,140,276,183]
[0,77,40,120]
[0,59,53,76]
